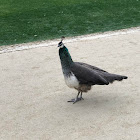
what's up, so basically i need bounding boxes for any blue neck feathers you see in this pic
[59,46,73,70]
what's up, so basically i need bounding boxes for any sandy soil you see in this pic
[0,29,140,140]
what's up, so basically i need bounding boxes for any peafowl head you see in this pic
[58,36,65,48]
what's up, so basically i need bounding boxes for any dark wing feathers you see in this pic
[97,71,127,83]
[72,62,127,85]
[75,62,107,72]
[70,63,109,85]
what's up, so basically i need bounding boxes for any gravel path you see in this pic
[0,28,140,140]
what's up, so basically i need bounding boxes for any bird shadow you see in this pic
[71,92,125,110]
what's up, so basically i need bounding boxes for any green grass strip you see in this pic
[0,0,140,45]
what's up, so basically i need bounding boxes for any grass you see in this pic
[0,0,140,46]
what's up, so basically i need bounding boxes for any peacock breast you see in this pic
[64,72,79,89]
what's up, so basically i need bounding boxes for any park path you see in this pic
[0,28,140,140]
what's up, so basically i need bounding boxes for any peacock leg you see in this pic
[68,91,83,104]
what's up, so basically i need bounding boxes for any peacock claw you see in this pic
[67,97,84,104]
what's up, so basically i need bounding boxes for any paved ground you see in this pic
[0,29,140,140]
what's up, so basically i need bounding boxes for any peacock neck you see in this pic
[59,46,73,70]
